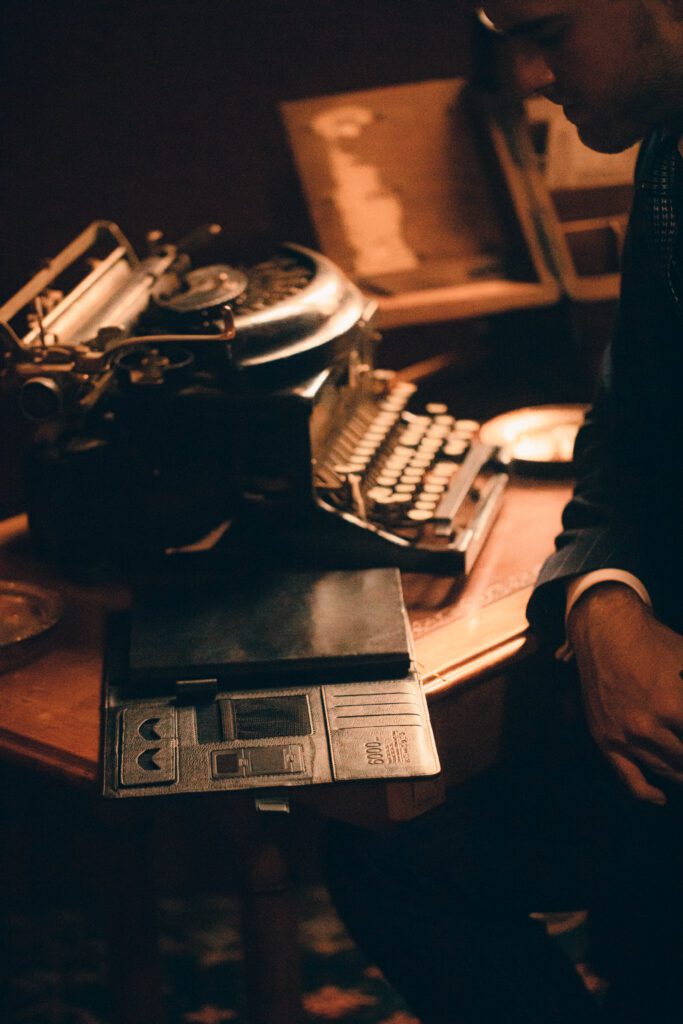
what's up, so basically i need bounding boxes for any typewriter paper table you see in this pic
[0,478,570,1024]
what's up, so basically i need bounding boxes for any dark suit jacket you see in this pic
[527,129,683,647]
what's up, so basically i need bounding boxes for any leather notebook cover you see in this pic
[128,567,411,689]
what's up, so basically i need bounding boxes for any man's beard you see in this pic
[573,12,683,154]
[574,76,682,154]
[574,115,646,154]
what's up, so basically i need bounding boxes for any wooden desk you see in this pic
[0,479,570,1024]
[0,477,569,785]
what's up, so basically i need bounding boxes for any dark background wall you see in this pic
[1,0,471,298]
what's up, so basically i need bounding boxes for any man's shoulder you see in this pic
[633,127,664,183]
[633,123,683,182]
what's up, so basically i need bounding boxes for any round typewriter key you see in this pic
[435,414,455,426]
[401,469,424,481]
[410,455,432,468]
[432,461,457,476]
[377,474,399,487]
[444,442,469,458]
[395,482,417,493]
[415,498,438,510]
[419,438,442,452]
[455,419,481,434]
[391,493,412,503]
[425,402,448,415]
[426,424,451,439]
[399,431,422,446]
[367,486,393,501]
[407,508,433,522]
[423,483,446,494]
[385,456,409,470]
[373,494,395,505]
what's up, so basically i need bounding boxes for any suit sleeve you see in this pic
[526,346,652,647]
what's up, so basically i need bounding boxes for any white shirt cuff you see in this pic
[555,569,652,662]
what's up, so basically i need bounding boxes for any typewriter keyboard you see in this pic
[314,381,503,548]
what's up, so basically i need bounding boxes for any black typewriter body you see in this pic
[0,221,507,573]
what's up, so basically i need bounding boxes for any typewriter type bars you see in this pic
[314,378,509,574]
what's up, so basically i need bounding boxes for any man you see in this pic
[323,3,683,1021]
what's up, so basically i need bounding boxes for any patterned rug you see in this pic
[3,884,419,1024]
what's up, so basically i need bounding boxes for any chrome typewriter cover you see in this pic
[0,221,507,572]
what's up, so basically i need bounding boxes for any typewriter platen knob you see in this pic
[20,376,64,421]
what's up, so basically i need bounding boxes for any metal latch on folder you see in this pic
[175,677,218,698]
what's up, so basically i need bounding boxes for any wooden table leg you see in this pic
[212,796,303,1024]
[94,804,169,1024]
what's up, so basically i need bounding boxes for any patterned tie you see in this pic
[643,133,682,295]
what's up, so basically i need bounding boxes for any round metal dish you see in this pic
[480,404,588,475]
[0,580,63,672]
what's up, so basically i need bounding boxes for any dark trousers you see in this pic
[322,715,683,1024]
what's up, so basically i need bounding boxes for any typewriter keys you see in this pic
[313,381,507,571]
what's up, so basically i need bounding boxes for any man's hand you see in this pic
[567,582,683,805]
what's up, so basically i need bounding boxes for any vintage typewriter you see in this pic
[0,221,508,573]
